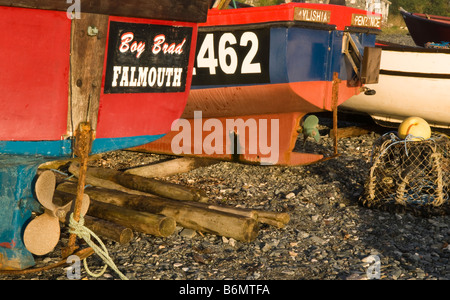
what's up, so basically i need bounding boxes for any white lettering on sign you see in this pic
[119,32,187,59]
[111,33,188,90]
[152,34,186,55]
[111,66,183,88]
[119,32,146,58]
[294,7,331,24]
[351,14,381,28]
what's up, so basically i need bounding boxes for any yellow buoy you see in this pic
[398,117,431,141]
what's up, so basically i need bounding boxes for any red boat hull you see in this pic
[0,1,208,271]
[0,5,203,148]
[133,3,381,166]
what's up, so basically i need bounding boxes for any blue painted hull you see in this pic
[192,25,377,91]
[0,135,165,158]
[0,134,165,270]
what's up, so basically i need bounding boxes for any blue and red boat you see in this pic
[134,2,382,166]
[0,0,208,270]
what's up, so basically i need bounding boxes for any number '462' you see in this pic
[196,31,261,75]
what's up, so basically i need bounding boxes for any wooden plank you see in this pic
[0,0,209,23]
[67,13,108,134]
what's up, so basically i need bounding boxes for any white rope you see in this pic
[68,213,129,280]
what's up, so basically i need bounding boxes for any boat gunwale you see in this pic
[400,8,450,29]
[198,20,382,36]
[376,40,450,54]
[412,12,450,24]
[198,20,337,32]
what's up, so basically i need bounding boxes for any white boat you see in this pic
[341,42,450,129]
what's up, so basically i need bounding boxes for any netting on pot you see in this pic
[360,132,450,217]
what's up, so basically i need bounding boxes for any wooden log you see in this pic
[57,182,259,242]
[38,154,103,171]
[69,163,149,196]
[70,163,208,202]
[115,173,208,202]
[183,202,290,229]
[61,166,289,228]
[87,199,176,237]
[124,157,219,178]
[82,215,134,245]
[53,190,134,244]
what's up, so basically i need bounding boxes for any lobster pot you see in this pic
[360,133,450,216]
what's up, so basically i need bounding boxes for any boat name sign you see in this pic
[293,7,331,24]
[104,21,193,94]
[351,14,381,28]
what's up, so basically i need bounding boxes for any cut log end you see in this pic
[158,217,177,237]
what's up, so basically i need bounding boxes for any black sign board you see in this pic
[192,28,270,86]
[104,21,193,94]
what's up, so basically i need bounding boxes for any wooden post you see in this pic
[62,122,94,258]
[331,72,341,156]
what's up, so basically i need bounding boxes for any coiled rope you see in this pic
[69,213,129,280]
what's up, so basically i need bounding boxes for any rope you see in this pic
[68,213,129,280]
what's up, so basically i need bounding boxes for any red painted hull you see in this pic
[202,2,378,31]
[0,6,199,142]
[182,80,359,119]
[0,8,71,141]
[0,1,209,271]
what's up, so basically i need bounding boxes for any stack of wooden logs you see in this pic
[40,157,290,244]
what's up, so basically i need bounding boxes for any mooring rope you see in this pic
[68,213,129,280]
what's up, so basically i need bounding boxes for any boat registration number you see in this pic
[192,29,270,86]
